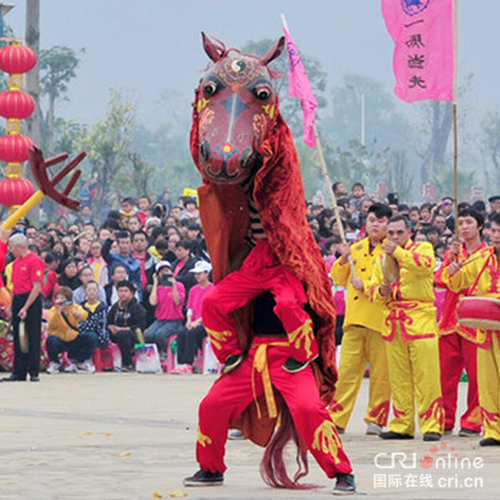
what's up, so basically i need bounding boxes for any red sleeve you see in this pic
[42,270,58,299]
[30,255,44,283]
[434,249,452,289]
[0,241,7,275]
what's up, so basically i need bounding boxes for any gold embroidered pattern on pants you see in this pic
[197,426,212,448]
[312,419,342,464]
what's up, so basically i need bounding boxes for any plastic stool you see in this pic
[160,335,177,373]
[93,346,114,372]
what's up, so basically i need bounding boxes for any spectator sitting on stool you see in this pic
[79,280,109,348]
[46,286,97,374]
[144,261,185,360]
[107,280,147,372]
[174,260,214,373]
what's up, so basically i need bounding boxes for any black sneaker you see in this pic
[459,428,480,437]
[183,469,224,487]
[479,437,500,446]
[283,357,309,373]
[222,354,244,374]
[423,432,442,442]
[30,375,40,382]
[379,431,414,440]
[2,375,26,382]
[333,473,356,495]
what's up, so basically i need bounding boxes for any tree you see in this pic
[40,46,84,154]
[79,89,134,219]
[126,152,156,200]
[416,101,453,186]
[241,39,328,137]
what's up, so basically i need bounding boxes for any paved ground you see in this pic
[0,373,498,500]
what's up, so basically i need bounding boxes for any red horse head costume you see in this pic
[190,33,338,486]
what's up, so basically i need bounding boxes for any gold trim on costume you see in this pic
[197,426,213,448]
[312,419,342,464]
[288,319,314,358]
[205,327,233,351]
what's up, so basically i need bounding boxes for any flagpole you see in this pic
[453,0,459,238]
[312,122,357,279]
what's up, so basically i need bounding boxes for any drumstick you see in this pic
[460,254,484,268]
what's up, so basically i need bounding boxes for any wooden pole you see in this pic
[452,102,459,237]
[312,122,357,278]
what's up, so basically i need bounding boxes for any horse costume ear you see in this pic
[201,32,227,62]
[261,36,285,66]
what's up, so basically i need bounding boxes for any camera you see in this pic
[159,275,173,287]
[55,300,73,306]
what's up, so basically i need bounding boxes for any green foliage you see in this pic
[40,46,84,101]
[77,89,134,217]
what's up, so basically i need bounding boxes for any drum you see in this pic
[382,254,399,284]
[457,297,500,331]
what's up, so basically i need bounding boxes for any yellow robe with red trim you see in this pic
[369,240,443,435]
[370,240,438,341]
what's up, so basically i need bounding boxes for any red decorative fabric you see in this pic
[190,96,337,404]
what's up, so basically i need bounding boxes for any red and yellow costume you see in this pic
[442,247,500,441]
[435,243,487,433]
[330,238,390,429]
[370,241,444,436]
[190,96,350,479]
[197,336,351,478]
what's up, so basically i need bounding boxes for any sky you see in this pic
[5,0,500,127]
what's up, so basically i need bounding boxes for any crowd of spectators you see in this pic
[1,181,498,374]
[1,194,211,374]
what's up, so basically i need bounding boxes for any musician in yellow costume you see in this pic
[330,203,391,435]
[370,215,443,441]
[442,211,500,446]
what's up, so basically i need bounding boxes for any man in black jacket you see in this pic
[107,280,147,371]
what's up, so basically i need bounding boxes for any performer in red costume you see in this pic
[183,34,355,495]
[435,207,486,436]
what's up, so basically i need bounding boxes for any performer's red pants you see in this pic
[202,240,318,364]
[196,338,352,478]
[439,333,482,433]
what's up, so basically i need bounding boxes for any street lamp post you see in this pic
[347,84,366,146]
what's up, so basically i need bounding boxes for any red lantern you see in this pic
[0,177,35,206]
[0,90,35,119]
[0,134,33,162]
[0,44,37,74]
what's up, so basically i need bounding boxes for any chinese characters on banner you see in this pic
[381,0,455,102]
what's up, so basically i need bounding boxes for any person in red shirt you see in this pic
[174,260,214,373]
[144,261,185,359]
[4,232,44,382]
[435,207,486,436]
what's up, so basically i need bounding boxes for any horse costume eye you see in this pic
[203,82,218,96]
[254,85,271,100]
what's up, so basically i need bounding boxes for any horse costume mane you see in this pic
[190,33,338,461]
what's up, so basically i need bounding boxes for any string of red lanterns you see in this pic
[0,42,37,212]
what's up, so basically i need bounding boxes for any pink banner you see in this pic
[282,19,318,148]
[382,0,455,103]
